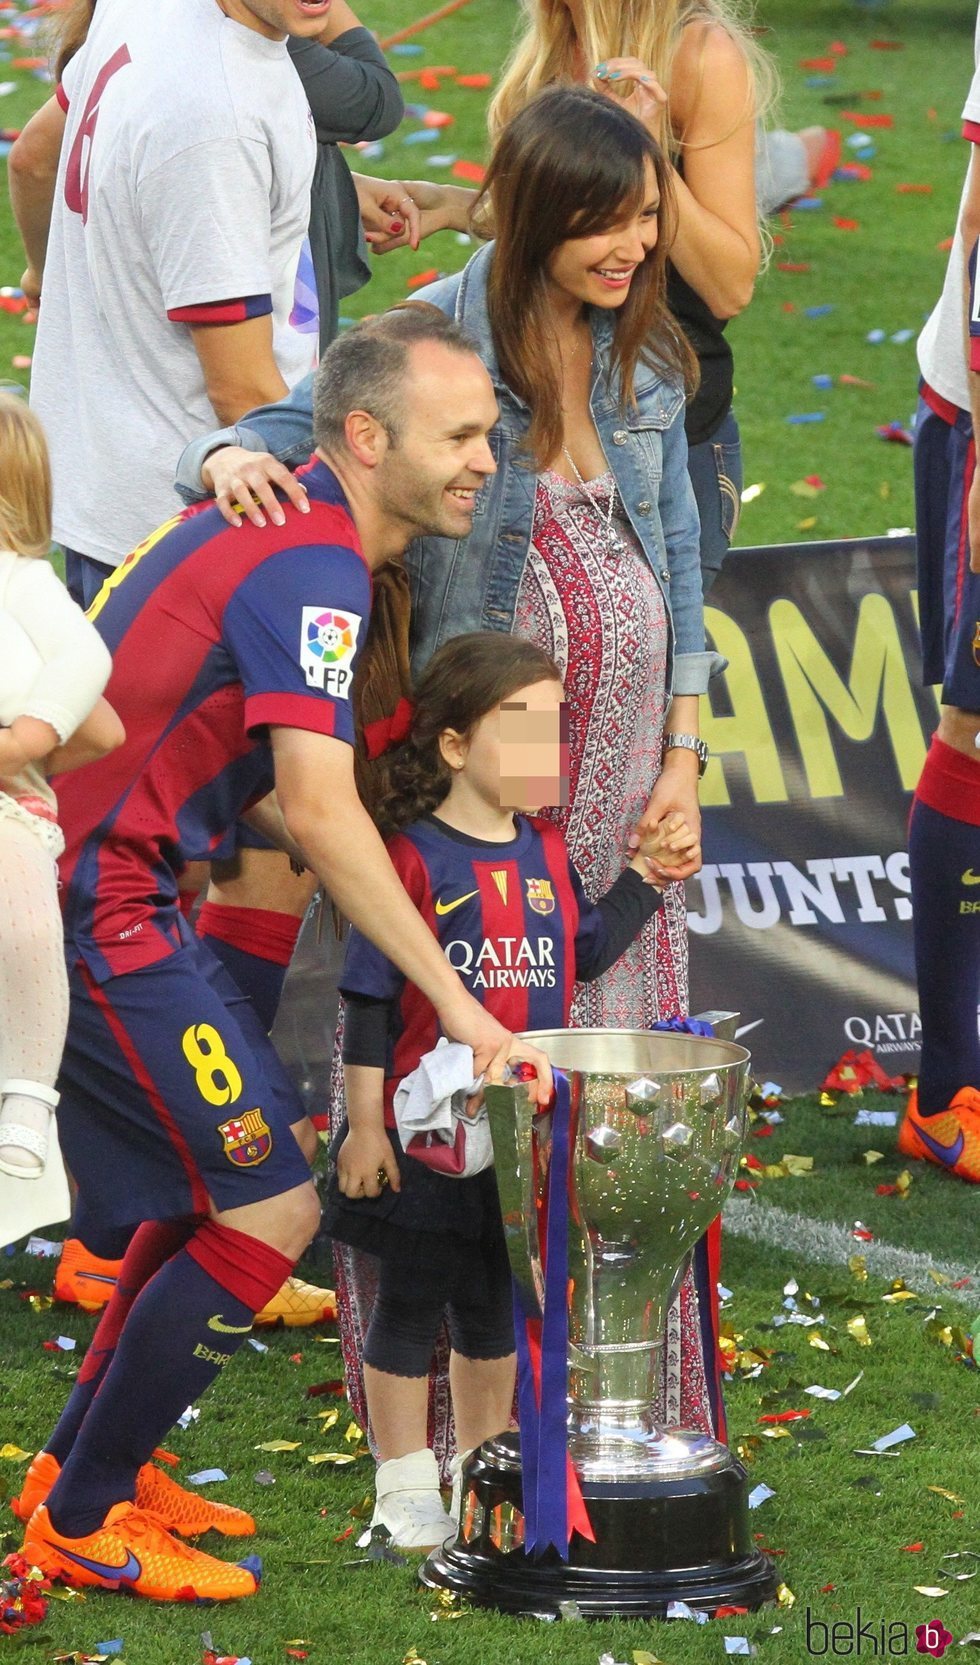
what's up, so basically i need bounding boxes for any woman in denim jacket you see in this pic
[177,86,726,1463]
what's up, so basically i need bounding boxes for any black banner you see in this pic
[689,534,932,1093]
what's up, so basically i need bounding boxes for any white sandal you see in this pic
[0,1080,59,1179]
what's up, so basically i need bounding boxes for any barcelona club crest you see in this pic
[526,877,555,916]
[973,622,980,669]
[217,1108,273,1167]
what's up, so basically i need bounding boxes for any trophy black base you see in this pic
[419,1433,779,1621]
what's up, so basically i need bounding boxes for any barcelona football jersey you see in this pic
[340,813,659,1125]
[57,459,370,983]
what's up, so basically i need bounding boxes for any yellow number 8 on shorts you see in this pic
[181,1022,244,1107]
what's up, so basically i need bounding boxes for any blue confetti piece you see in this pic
[812,373,833,388]
[0,142,12,158]
[358,141,384,161]
[786,412,826,424]
[337,317,355,329]
[403,103,429,119]
[427,154,458,168]
[95,1645,124,1657]
[804,304,835,318]
[402,128,441,144]
[391,42,424,54]
[846,132,876,151]
[188,1467,228,1484]
[237,1554,263,1584]
[866,328,886,344]
[792,196,824,211]
[805,76,836,88]
[890,328,914,344]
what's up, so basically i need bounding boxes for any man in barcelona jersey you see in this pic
[13,308,550,1603]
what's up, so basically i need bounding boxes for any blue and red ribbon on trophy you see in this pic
[511,1068,595,1559]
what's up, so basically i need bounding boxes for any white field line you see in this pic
[723,1197,979,1307]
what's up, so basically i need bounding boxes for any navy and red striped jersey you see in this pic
[340,813,659,1126]
[57,458,370,982]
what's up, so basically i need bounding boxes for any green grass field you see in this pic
[1,1,978,1659]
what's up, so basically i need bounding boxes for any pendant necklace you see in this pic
[561,445,625,556]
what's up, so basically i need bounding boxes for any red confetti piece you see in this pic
[734,1178,758,1191]
[782,302,796,313]
[896,183,933,195]
[715,1606,750,1617]
[305,1380,346,1398]
[838,161,873,181]
[852,1227,874,1242]
[422,109,454,128]
[758,1409,811,1424]
[860,90,883,100]
[951,1277,972,1288]
[829,41,848,54]
[289,1352,303,1364]
[801,56,837,71]
[869,39,905,49]
[840,374,875,388]
[938,236,954,252]
[751,1125,775,1137]
[334,1524,354,1542]
[10,55,44,67]
[876,1183,899,1196]
[777,261,812,273]
[407,268,440,288]
[743,1152,765,1171]
[901,1543,924,1553]
[822,1584,837,1593]
[804,474,825,489]
[418,68,442,89]
[841,111,893,127]
[456,73,492,88]
[451,160,486,182]
[834,217,860,230]
[286,1653,309,1660]
[953,1511,965,1519]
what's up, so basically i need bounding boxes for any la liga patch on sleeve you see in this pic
[300,607,362,697]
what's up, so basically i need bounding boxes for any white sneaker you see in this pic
[370,1450,454,1551]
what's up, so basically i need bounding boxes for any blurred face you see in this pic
[545,158,661,310]
[222,0,333,40]
[373,342,499,543]
[446,679,569,813]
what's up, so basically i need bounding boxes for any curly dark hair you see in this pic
[373,632,562,841]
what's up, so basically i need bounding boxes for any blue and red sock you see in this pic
[45,1221,294,1538]
[909,737,980,1114]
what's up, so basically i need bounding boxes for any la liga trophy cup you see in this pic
[420,1025,778,1619]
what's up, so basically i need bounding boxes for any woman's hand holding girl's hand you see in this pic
[629,811,700,885]
[336,1125,401,1198]
[594,57,668,138]
[629,757,703,883]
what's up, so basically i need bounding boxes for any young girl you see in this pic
[0,393,122,1209]
[326,633,696,1550]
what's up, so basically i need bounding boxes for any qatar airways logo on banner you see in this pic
[687,852,911,936]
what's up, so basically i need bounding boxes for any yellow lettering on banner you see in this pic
[86,514,183,622]
[770,594,926,798]
[700,608,788,807]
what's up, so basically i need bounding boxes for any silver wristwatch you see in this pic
[662,732,709,777]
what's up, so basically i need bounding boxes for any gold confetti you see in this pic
[777,1582,797,1608]
[316,1409,340,1429]
[879,480,891,500]
[344,1420,364,1445]
[882,1291,918,1304]
[0,1443,32,1461]
[863,1150,885,1164]
[760,1427,794,1440]
[790,479,822,498]
[847,1315,872,1347]
[913,1586,949,1598]
[254,1440,301,1452]
[634,1652,667,1665]
[895,1169,913,1197]
[430,1588,468,1621]
[797,516,818,531]
[781,1154,814,1176]
[403,1651,428,1665]
[848,1255,868,1282]
[306,1451,357,1465]
[808,1332,832,1351]
[820,1091,837,1108]
[27,1293,53,1313]
[927,1486,965,1503]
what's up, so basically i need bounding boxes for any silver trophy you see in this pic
[420,1026,777,1619]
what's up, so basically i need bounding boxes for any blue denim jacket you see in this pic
[175,243,719,691]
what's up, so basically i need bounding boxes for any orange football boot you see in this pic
[23,1501,260,1601]
[11,1449,254,1538]
[253,1273,336,1328]
[53,1238,121,1312]
[897,1086,980,1183]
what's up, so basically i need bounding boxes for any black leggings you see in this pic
[363,1233,515,1379]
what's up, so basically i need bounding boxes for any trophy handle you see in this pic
[485,1080,544,1319]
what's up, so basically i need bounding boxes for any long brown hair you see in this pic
[49,0,96,80]
[374,632,562,841]
[480,86,697,471]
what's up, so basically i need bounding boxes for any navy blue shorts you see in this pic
[56,933,312,1229]
[914,397,980,712]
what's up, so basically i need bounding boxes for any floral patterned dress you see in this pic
[329,468,712,1479]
